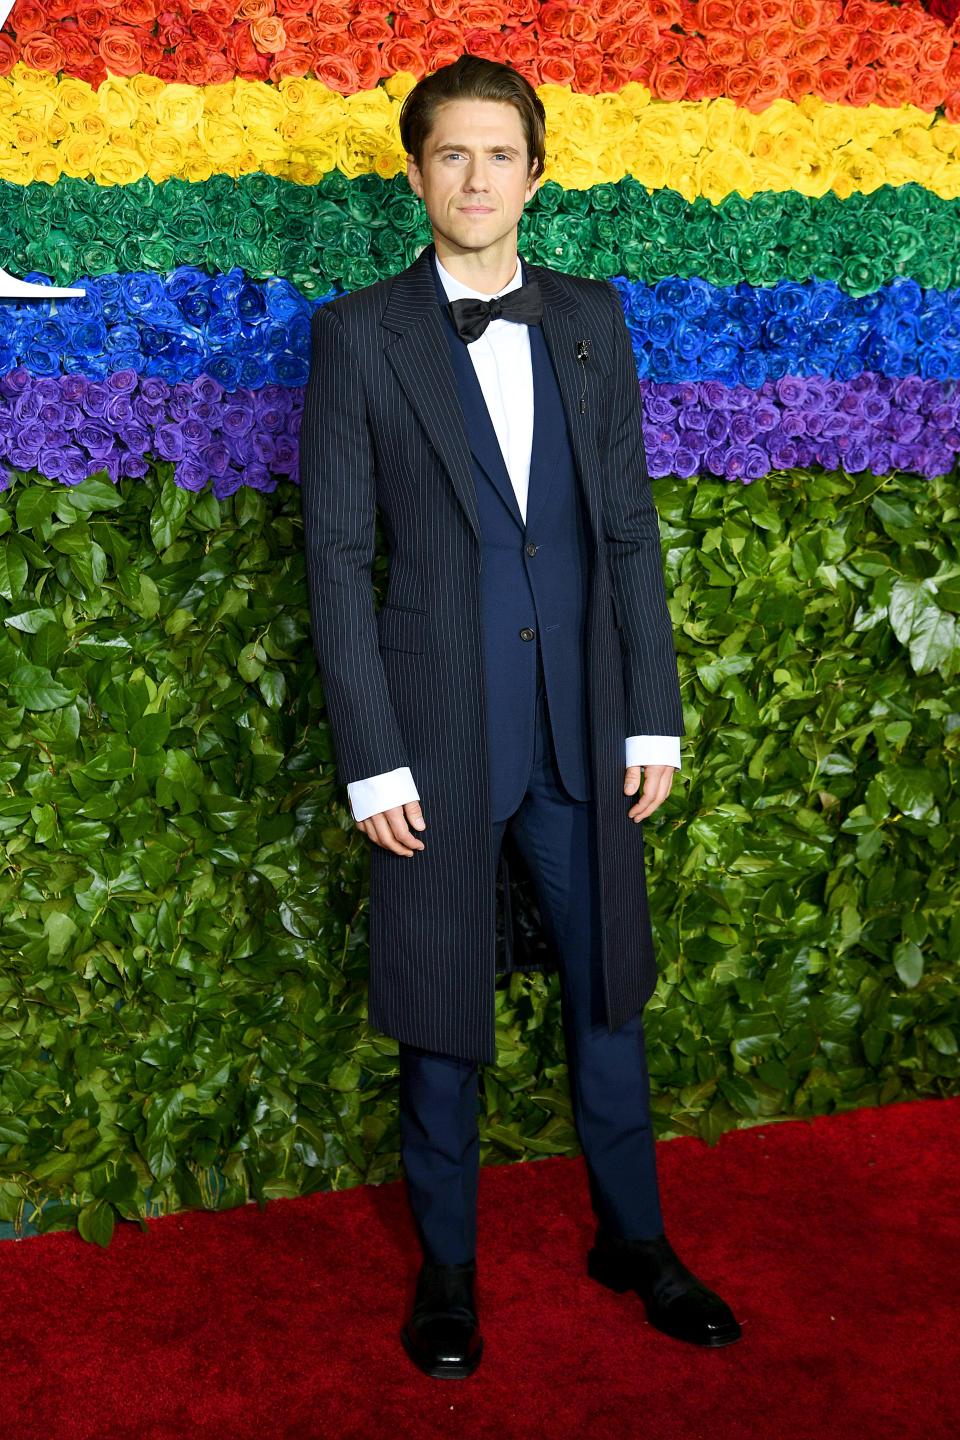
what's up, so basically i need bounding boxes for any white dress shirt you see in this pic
[346,252,681,823]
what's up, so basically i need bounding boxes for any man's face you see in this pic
[406,98,541,258]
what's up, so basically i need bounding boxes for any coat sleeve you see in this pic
[299,301,412,786]
[601,280,685,739]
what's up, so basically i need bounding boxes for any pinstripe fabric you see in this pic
[299,240,684,1065]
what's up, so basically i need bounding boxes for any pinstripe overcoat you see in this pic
[299,239,684,1065]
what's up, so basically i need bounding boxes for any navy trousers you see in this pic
[398,647,665,1265]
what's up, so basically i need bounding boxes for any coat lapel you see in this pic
[381,240,596,548]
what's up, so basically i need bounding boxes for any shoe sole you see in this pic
[587,1250,743,1347]
[400,1324,484,1379]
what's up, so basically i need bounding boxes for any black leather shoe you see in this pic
[401,1258,484,1379]
[587,1228,742,1347]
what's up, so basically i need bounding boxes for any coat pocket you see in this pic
[376,604,426,653]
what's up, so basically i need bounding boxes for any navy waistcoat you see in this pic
[430,251,594,819]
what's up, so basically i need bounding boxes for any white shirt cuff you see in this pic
[347,767,421,823]
[625,735,682,771]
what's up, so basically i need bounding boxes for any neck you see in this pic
[432,237,520,295]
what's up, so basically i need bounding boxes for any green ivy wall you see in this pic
[0,464,957,1247]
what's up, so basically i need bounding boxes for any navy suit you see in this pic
[397,254,665,1265]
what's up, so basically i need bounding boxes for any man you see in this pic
[299,53,742,1379]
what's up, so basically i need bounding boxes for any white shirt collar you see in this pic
[434,250,523,303]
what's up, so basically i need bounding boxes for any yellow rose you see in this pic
[92,147,147,186]
[155,85,205,135]
[98,78,140,131]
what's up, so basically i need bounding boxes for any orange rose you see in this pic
[700,1,736,29]
[116,0,158,25]
[842,0,870,26]
[656,34,683,64]
[76,5,111,39]
[538,40,576,85]
[818,62,850,102]
[895,5,926,39]
[566,7,598,42]
[501,27,539,65]
[283,16,313,45]
[920,35,953,72]
[98,26,143,74]
[847,65,879,105]
[683,36,709,70]
[785,60,818,101]
[312,5,347,34]
[381,37,427,76]
[270,47,312,82]
[866,5,898,36]
[173,38,215,82]
[652,62,690,100]
[353,15,394,43]
[758,0,791,23]
[732,0,763,32]
[824,25,857,62]
[876,71,915,106]
[313,50,361,94]
[853,35,882,67]
[629,19,659,48]
[621,0,650,24]
[706,33,745,65]
[20,32,65,70]
[574,52,603,93]
[192,17,228,49]
[427,43,466,72]
[725,64,756,101]
[235,0,274,21]
[9,0,46,35]
[538,3,568,36]
[596,0,624,19]
[355,48,382,91]
[882,36,920,70]
[460,3,509,30]
[250,17,286,53]
[56,27,97,66]
[751,56,789,105]
[790,0,820,32]
[647,0,683,24]
[794,34,829,65]
[914,74,948,109]
[425,0,464,18]
[763,21,794,57]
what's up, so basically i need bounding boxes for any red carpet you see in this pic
[2,1096,957,1440]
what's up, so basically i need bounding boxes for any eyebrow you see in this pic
[432,142,522,156]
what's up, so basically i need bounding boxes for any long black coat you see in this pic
[299,240,684,1064]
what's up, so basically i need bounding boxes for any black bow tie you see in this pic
[447,278,543,343]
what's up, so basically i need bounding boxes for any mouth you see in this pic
[459,207,494,214]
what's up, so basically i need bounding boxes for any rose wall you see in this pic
[0,2,957,1247]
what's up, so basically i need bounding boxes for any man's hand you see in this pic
[356,801,427,856]
[623,764,675,822]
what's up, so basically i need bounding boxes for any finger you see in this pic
[389,806,426,852]
[628,768,674,821]
[370,809,416,855]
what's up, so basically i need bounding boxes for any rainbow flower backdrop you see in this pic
[1,0,960,496]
